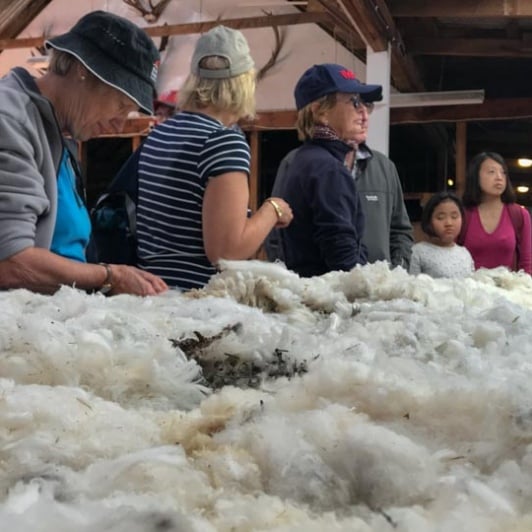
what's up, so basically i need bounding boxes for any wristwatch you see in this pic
[99,263,113,295]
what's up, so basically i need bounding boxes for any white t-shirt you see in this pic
[409,241,474,278]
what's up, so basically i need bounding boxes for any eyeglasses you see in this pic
[348,95,375,114]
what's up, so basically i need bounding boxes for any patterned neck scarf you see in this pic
[312,126,356,169]
[312,124,342,142]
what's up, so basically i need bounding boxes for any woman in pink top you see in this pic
[459,151,531,274]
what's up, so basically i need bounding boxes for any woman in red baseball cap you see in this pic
[274,63,382,277]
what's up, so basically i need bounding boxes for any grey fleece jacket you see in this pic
[0,68,63,261]
[354,146,413,268]
[266,144,414,269]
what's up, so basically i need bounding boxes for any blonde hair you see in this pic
[179,56,256,120]
[295,93,337,141]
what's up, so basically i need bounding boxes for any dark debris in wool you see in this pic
[169,324,312,390]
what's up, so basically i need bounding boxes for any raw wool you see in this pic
[0,286,208,410]
[2,481,210,532]
[0,379,163,488]
[196,259,359,319]
[200,259,532,318]
[4,262,532,529]
[214,402,438,510]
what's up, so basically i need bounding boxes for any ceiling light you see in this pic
[447,179,454,187]
[390,90,485,108]
[518,158,532,168]
[517,186,529,193]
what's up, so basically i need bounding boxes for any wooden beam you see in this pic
[389,0,532,18]
[391,53,425,92]
[95,116,155,137]
[242,110,297,131]
[465,128,532,146]
[332,0,387,51]
[390,97,532,124]
[0,0,52,38]
[244,97,532,129]
[0,12,327,50]
[320,0,425,92]
[407,37,532,57]
[455,122,467,197]
[305,0,366,58]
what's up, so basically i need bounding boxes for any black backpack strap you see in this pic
[90,146,142,266]
[107,145,142,204]
[63,138,88,202]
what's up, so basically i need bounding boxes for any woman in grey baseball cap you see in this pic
[0,10,167,296]
[127,25,293,290]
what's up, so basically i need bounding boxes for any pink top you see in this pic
[463,205,532,273]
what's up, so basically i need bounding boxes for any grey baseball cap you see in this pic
[191,25,254,79]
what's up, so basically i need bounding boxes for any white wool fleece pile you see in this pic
[2,261,532,530]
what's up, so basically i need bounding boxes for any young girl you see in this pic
[409,192,474,278]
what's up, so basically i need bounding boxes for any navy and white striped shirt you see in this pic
[136,111,251,290]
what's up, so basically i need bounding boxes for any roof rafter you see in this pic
[390,97,532,124]
[242,95,532,129]
[302,0,367,55]
[389,0,532,18]
[0,12,327,50]
[407,37,532,58]
[317,0,425,91]
[0,0,52,52]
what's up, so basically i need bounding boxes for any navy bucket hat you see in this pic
[294,63,383,110]
[46,10,160,115]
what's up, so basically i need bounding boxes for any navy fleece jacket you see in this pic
[276,139,367,277]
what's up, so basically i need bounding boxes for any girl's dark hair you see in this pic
[421,191,465,237]
[462,151,516,207]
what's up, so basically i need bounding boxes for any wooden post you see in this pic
[455,121,467,197]
[248,130,260,212]
[131,135,143,152]
[78,141,88,188]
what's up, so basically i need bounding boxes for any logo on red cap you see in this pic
[339,69,356,80]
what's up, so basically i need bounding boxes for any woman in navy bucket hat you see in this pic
[273,63,383,277]
[0,11,167,296]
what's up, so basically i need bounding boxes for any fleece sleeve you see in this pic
[0,112,50,261]
[307,160,366,271]
[388,160,414,268]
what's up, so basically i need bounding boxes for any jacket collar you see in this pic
[11,67,41,94]
[306,137,354,160]
[8,68,59,127]
[357,142,373,160]
[4,68,65,172]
